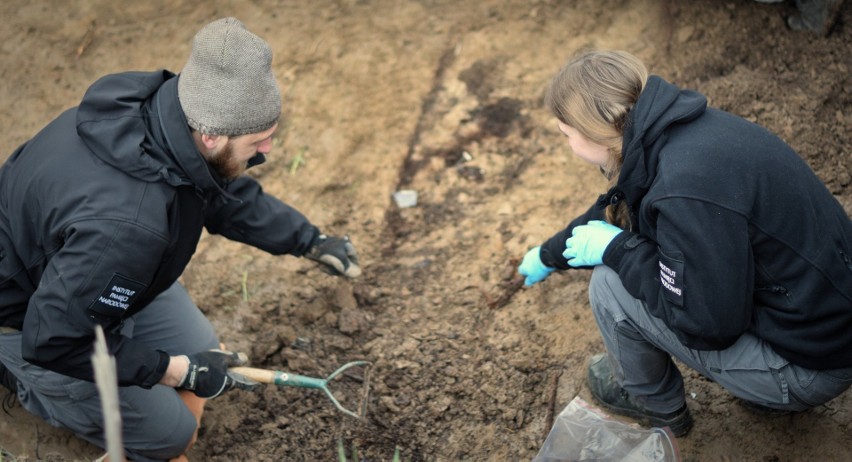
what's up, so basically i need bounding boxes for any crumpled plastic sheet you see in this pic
[534,396,681,462]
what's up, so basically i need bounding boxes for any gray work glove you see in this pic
[305,234,362,278]
[178,349,259,399]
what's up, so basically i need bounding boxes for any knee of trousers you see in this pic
[588,266,625,317]
[124,399,199,461]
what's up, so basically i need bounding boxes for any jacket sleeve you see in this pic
[204,176,320,256]
[539,202,607,269]
[21,219,170,387]
[602,197,753,350]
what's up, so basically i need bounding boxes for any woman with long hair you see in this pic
[519,50,852,437]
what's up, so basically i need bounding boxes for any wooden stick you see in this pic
[543,368,563,441]
[91,325,124,462]
[230,366,279,384]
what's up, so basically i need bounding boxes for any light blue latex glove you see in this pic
[518,246,555,286]
[563,220,624,267]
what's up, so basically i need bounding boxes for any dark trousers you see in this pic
[0,283,219,462]
[589,266,852,413]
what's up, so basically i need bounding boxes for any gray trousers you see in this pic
[0,283,219,462]
[589,266,852,414]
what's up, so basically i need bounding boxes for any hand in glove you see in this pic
[178,349,259,399]
[306,234,362,278]
[518,246,555,286]
[563,220,623,267]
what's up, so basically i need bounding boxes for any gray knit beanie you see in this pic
[178,17,281,136]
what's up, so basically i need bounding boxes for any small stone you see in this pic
[392,190,418,208]
[677,26,694,43]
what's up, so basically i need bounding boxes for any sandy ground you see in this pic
[1,1,850,460]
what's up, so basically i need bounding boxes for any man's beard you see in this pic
[207,142,247,180]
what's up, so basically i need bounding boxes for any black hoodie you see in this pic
[541,76,852,370]
[0,71,319,387]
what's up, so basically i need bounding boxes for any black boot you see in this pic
[587,353,693,437]
[788,0,844,36]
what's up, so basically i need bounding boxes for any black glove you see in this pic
[178,349,259,398]
[305,234,362,278]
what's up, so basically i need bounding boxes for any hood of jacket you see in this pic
[75,70,231,195]
[606,76,708,211]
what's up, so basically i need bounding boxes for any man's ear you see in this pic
[200,133,223,150]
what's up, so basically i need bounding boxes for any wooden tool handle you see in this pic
[230,366,279,384]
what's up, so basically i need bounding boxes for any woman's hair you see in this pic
[545,50,648,228]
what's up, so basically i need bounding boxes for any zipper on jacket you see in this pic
[756,285,788,295]
[754,284,793,311]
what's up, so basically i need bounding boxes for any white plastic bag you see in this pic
[534,396,681,462]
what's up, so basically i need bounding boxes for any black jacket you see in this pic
[0,71,319,387]
[541,76,852,370]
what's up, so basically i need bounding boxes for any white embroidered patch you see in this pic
[658,250,685,306]
[659,260,682,297]
[88,273,147,320]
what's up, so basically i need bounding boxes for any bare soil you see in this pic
[1,1,850,461]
